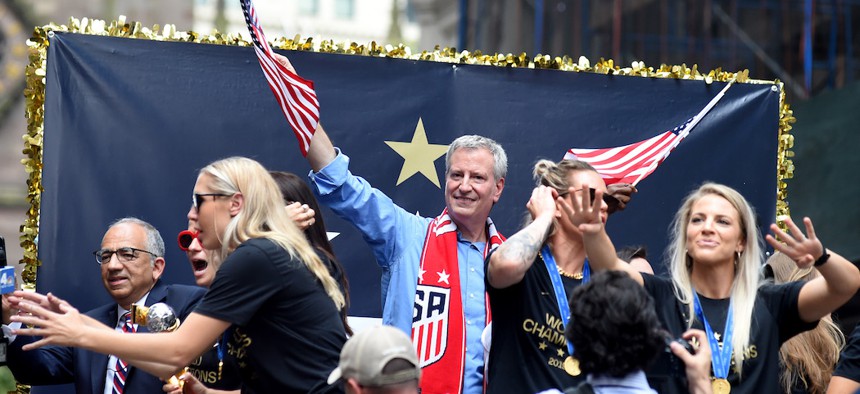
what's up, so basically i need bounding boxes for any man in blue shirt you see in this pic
[304,120,505,394]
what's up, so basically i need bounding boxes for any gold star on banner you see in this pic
[385,118,449,188]
[539,342,547,351]
[557,347,565,357]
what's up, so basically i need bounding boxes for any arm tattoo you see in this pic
[498,225,547,270]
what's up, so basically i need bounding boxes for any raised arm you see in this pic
[558,184,644,285]
[487,186,556,289]
[766,216,860,323]
[271,53,336,171]
[11,292,230,380]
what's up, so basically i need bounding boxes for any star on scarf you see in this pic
[437,269,450,285]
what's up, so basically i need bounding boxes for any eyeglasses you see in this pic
[93,247,157,265]
[567,187,620,213]
[177,230,198,251]
[192,193,229,210]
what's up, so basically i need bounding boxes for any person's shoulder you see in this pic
[227,238,279,263]
[757,280,804,298]
[641,272,672,287]
[165,283,207,296]
[232,238,301,269]
[236,237,279,253]
[83,302,117,318]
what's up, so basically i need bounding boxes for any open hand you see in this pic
[765,216,824,269]
[558,183,604,234]
[10,291,86,349]
[7,291,64,316]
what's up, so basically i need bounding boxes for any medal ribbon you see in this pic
[541,246,590,358]
[692,292,734,381]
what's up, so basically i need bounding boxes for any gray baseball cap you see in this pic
[327,325,421,387]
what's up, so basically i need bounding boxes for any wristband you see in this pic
[814,245,830,267]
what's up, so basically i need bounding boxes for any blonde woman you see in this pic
[767,252,844,394]
[11,157,347,393]
[563,182,859,394]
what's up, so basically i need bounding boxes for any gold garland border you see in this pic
[20,15,795,289]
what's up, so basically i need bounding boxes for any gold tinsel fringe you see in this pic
[21,15,795,288]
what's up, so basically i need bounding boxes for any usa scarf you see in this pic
[412,208,504,393]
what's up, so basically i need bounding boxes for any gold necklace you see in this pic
[539,252,583,279]
[557,267,583,280]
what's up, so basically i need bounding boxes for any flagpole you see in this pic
[630,80,735,186]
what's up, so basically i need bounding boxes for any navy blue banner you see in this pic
[37,32,778,322]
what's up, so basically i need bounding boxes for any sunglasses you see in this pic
[567,187,620,213]
[192,193,229,210]
[177,230,198,251]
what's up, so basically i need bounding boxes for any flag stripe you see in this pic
[564,82,733,186]
[575,132,678,174]
[240,0,319,156]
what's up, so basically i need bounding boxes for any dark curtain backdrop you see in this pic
[37,31,778,324]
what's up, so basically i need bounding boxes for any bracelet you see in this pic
[814,244,831,267]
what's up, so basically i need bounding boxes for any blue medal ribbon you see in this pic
[541,245,589,358]
[216,329,230,381]
[692,291,734,380]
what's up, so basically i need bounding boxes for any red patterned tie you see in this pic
[112,312,135,393]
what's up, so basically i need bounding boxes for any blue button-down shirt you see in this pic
[309,149,489,394]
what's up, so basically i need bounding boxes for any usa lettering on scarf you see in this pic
[411,208,504,393]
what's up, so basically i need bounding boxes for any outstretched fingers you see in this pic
[558,183,603,233]
[766,216,822,268]
[802,217,819,244]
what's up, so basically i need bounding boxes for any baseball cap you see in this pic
[327,325,421,387]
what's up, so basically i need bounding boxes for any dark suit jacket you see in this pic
[8,280,206,394]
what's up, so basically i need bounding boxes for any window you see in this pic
[405,0,416,23]
[334,0,354,19]
[299,0,319,16]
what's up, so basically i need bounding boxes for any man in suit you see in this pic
[3,217,206,394]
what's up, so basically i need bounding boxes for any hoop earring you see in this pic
[735,251,741,267]
[685,249,692,268]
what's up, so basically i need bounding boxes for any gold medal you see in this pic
[711,378,731,394]
[563,356,581,376]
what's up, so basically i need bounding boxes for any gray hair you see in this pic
[108,217,165,264]
[445,135,508,181]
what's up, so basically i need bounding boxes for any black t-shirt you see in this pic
[485,252,586,393]
[834,324,860,382]
[642,274,816,394]
[184,330,242,390]
[195,238,346,394]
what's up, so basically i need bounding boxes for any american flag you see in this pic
[239,0,320,156]
[564,81,734,186]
